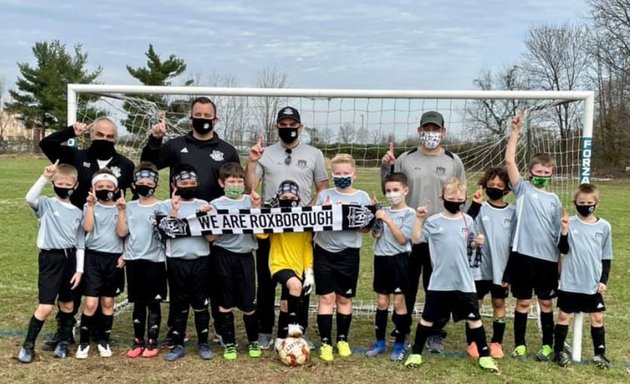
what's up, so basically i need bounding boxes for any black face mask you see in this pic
[443,199,463,214]
[88,140,116,160]
[54,186,74,199]
[176,186,198,200]
[485,187,505,201]
[95,189,117,202]
[192,117,213,135]
[278,128,299,144]
[134,185,155,197]
[278,198,299,208]
[575,203,596,217]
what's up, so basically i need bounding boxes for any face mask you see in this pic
[278,198,299,208]
[333,175,352,189]
[385,192,404,206]
[135,184,155,197]
[95,189,117,201]
[54,186,74,199]
[530,175,551,188]
[192,117,214,135]
[224,185,244,199]
[575,203,596,217]
[443,199,464,214]
[485,187,504,201]
[88,140,115,160]
[420,131,442,149]
[278,128,299,144]
[176,186,198,200]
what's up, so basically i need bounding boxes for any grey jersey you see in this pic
[474,202,516,284]
[34,196,84,250]
[387,148,465,216]
[373,206,415,256]
[165,198,210,259]
[84,203,123,254]
[560,216,613,294]
[422,213,477,293]
[314,188,371,252]
[124,200,168,262]
[255,141,328,205]
[511,177,562,262]
[210,195,258,253]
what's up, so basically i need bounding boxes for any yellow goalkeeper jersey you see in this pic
[260,232,313,278]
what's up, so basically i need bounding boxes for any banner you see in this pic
[156,205,377,239]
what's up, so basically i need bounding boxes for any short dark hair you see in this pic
[385,172,408,186]
[191,96,217,115]
[478,166,511,192]
[574,183,600,202]
[219,162,245,181]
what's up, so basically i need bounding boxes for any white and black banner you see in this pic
[156,205,376,238]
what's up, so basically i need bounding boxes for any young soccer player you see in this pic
[365,172,415,362]
[163,164,214,362]
[117,162,168,358]
[209,162,263,360]
[465,167,515,360]
[75,168,125,359]
[405,177,498,372]
[505,112,563,361]
[313,154,371,362]
[553,183,613,368]
[18,161,84,363]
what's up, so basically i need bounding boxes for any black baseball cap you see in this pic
[277,106,301,123]
[420,111,444,128]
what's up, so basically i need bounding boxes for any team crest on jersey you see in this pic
[503,218,512,227]
[594,232,604,242]
[210,150,225,162]
[435,166,446,176]
[297,159,307,169]
[110,166,121,178]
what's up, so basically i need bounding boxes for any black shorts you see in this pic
[273,269,301,300]
[510,253,558,300]
[422,290,481,323]
[557,290,606,314]
[167,257,210,309]
[38,249,76,305]
[83,249,124,298]
[314,245,360,298]
[213,246,256,312]
[373,253,409,295]
[125,259,167,303]
[475,280,509,300]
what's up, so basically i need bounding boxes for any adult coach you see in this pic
[245,106,329,349]
[381,110,466,352]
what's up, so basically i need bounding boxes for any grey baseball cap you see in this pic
[420,111,444,128]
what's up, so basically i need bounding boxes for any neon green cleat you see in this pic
[404,353,423,368]
[248,342,262,358]
[320,343,334,362]
[223,343,237,360]
[479,356,499,372]
[535,345,553,361]
[337,341,352,358]
[510,345,527,358]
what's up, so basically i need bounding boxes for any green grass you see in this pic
[1,155,629,383]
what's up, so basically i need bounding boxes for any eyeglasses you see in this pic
[284,148,292,165]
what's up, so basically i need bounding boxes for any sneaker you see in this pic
[554,351,571,367]
[390,342,406,361]
[337,340,352,358]
[247,341,262,358]
[258,333,273,350]
[53,342,69,359]
[223,343,237,360]
[467,342,479,359]
[18,345,34,364]
[535,344,553,361]
[320,343,334,362]
[510,344,527,358]
[489,342,504,359]
[198,343,213,360]
[98,342,112,358]
[426,334,445,354]
[142,340,159,358]
[404,353,423,368]
[302,334,316,350]
[274,338,285,352]
[42,332,61,351]
[75,344,90,359]
[126,339,145,359]
[164,345,186,362]
[287,323,303,337]
[592,354,611,369]
[366,340,387,357]
[479,356,500,372]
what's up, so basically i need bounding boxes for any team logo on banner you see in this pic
[347,205,375,228]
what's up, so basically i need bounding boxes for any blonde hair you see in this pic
[442,177,467,196]
[574,183,600,203]
[53,164,78,182]
[528,153,556,171]
[330,153,356,168]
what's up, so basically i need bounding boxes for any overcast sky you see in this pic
[0,0,589,96]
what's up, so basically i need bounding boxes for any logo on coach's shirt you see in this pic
[210,150,224,162]
[435,166,446,176]
[297,159,307,169]
[180,147,189,153]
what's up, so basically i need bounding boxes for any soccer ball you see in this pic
[278,337,310,366]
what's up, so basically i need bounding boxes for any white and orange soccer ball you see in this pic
[277,337,310,366]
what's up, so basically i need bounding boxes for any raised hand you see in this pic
[43,159,59,179]
[371,191,380,205]
[474,233,485,247]
[511,110,524,134]
[249,135,264,162]
[323,195,332,206]
[382,141,396,165]
[561,208,570,235]
[86,188,97,207]
[472,186,484,204]
[151,112,167,139]
[115,194,126,211]
[170,189,181,214]
[250,191,262,208]
[73,122,89,137]
[416,205,428,220]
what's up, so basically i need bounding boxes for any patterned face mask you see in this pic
[224,185,244,199]
[530,175,551,188]
[420,131,442,149]
[333,175,352,189]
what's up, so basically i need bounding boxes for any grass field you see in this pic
[1,154,629,383]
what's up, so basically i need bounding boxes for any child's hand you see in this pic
[323,195,332,206]
[597,283,607,293]
[116,195,126,211]
[70,272,82,290]
[251,191,262,208]
[371,192,379,205]
[511,111,524,134]
[471,186,484,204]
[170,189,180,214]
[86,189,97,207]
[561,209,569,235]
[198,204,212,213]
[416,206,428,220]
[116,256,125,269]
[474,233,485,247]
[43,159,59,179]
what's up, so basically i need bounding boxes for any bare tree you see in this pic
[255,67,288,144]
[337,122,356,144]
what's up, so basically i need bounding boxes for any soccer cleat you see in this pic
[287,323,303,337]
[274,338,285,352]
[258,333,274,350]
[18,345,34,364]
[75,344,90,359]
[404,353,423,368]
[142,340,159,358]
[53,342,69,359]
[366,340,387,357]
[510,344,527,358]
[467,342,479,359]
[302,334,316,350]
[164,345,186,362]
[337,340,352,358]
[592,354,611,369]
[320,343,334,362]
[223,343,237,360]
[535,344,553,361]
[489,342,504,359]
[42,332,61,351]
[478,356,500,372]
[390,342,406,361]
[126,338,145,359]
[198,343,213,360]
[98,342,112,358]
[247,341,262,358]
[426,335,445,354]
[554,351,571,367]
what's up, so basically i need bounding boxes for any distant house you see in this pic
[0,110,32,140]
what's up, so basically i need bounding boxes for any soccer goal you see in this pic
[67,84,595,361]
